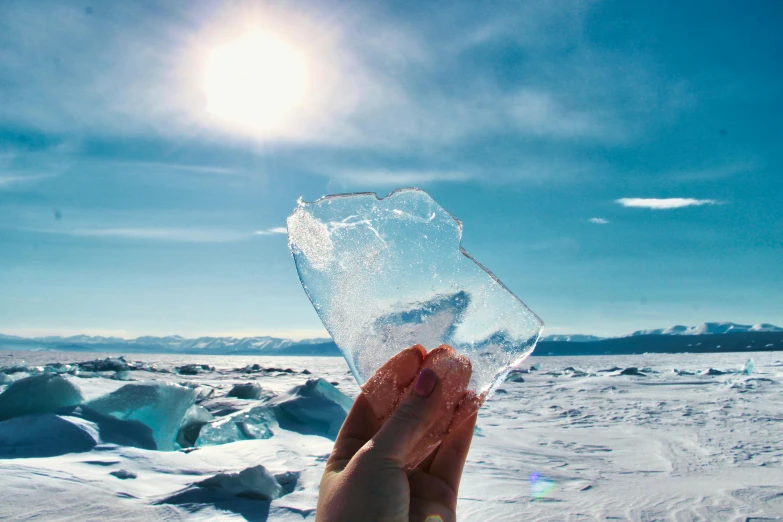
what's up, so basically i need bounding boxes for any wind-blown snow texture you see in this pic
[287,189,543,395]
[0,350,782,520]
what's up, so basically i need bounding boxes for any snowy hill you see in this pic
[629,322,783,337]
[540,334,605,342]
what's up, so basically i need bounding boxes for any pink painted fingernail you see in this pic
[414,368,437,398]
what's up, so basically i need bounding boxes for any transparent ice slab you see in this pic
[287,188,543,396]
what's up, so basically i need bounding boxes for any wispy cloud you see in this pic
[666,161,757,182]
[329,170,471,186]
[109,161,246,176]
[588,217,610,224]
[28,227,254,243]
[0,174,55,188]
[615,198,718,210]
[254,227,287,235]
[0,0,679,153]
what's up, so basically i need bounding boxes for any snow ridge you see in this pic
[629,322,783,337]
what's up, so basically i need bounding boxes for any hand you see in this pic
[316,367,478,522]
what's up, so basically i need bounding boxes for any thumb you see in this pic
[368,368,441,465]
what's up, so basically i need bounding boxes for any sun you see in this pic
[203,31,307,133]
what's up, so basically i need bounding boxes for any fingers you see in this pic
[447,390,483,433]
[407,411,477,520]
[362,344,425,421]
[404,345,473,468]
[326,393,382,472]
[369,368,441,465]
[428,404,478,493]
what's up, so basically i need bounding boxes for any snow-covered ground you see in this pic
[1,350,782,521]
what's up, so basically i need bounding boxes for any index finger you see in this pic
[326,392,381,472]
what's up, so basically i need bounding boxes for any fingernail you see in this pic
[414,368,437,398]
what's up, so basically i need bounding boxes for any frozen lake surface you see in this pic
[1,350,782,521]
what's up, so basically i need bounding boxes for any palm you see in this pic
[317,393,476,522]
[409,468,459,521]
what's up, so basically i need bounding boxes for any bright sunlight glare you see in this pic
[203,31,307,133]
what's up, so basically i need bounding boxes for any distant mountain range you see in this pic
[539,334,605,342]
[539,322,783,342]
[627,322,783,336]
[0,322,781,356]
[0,333,340,356]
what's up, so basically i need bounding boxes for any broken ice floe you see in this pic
[226,382,266,400]
[0,414,98,458]
[0,374,83,421]
[162,464,293,505]
[84,382,196,451]
[196,407,274,447]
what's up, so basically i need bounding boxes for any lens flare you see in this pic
[529,472,555,499]
[425,516,444,522]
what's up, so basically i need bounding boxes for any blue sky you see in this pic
[1,0,781,339]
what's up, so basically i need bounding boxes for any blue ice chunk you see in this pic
[196,465,283,500]
[110,469,137,480]
[177,405,215,447]
[196,378,353,445]
[226,382,266,400]
[0,414,98,458]
[287,189,543,396]
[163,464,284,504]
[0,374,84,421]
[196,406,274,447]
[84,382,195,451]
[742,358,754,375]
[267,378,352,440]
[64,406,157,450]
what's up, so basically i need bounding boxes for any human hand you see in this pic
[316,346,480,522]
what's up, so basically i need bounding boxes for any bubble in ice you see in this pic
[287,188,543,396]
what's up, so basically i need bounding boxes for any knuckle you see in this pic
[392,400,425,426]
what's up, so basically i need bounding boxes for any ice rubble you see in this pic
[266,378,352,440]
[226,382,265,399]
[66,406,157,449]
[196,378,352,446]
[0,374,84,421]
[196,406,274,447]
[84,382,195,451]
[162,464,290,504]
[287,188,543,396]
[176,405,214,448]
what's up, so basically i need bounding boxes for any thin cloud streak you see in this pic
[330,169,472,186]
[615,198,718,210]
[109,160,246,176]
[588,217,610,224]
[254,227,287,235]
[0,174,56,188]
[26,227,255,243]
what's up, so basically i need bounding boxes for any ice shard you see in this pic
[0,374,84,422]
[84,382,195,451]
[195,406,274,447]
[287,188,543,397]
[266,378,352,440]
